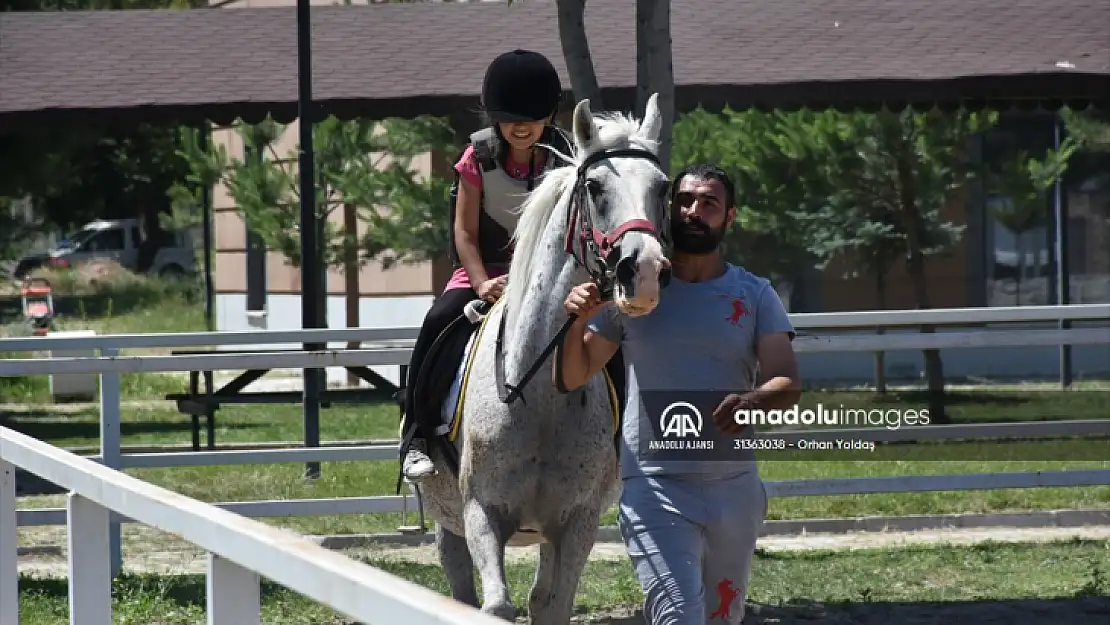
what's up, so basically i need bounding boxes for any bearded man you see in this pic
[556,163,802,625]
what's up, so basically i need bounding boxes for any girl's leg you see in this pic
[402,287,480,479]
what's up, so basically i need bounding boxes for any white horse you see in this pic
[415,94,672,623]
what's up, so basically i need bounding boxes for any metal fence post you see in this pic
[98,347,122,578]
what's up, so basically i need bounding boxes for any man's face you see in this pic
[670,176,734,255]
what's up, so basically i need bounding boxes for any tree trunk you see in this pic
[635,0,650,116]
[556,0,604,108]
[874,268,887,395]
[893,137,949,424]
[136,204,166,273]
[638,0,675,169]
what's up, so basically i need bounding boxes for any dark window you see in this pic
[1062,151,1110,304]
[980,113,1056,307]
[81,228,125,252]
[244,140,267,312]
[245,229,267,311]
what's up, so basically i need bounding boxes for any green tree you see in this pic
[335,117,461,269]
[0,123,194,267]
[170,114,460,271]
[670,107,821,304]
[1061,108,1110,152]
[671,106,1080,421]
[0,0,202,262]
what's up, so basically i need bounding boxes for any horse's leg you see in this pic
[527,542,558,622]
[436,522,478,607]
[534,507,599,625]
[463,498,517,620]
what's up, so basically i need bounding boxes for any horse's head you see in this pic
[565,93,671,317]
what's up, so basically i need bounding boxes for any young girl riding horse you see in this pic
[402,49,624,480]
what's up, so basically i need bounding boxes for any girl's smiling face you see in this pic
[498,120,547,152]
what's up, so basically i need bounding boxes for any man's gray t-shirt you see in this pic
[588,263,795,479]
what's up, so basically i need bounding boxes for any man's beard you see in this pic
[671,218,725,254]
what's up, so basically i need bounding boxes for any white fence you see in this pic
[0,427,508,625]
[3,304,1110,578]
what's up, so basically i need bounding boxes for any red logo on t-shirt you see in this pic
[723,296,746,326]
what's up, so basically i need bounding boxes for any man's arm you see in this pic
[748,283,801,410]
[554,304,621,392]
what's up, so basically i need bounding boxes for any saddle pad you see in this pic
[438,329,477,443]
[440,298,500,444]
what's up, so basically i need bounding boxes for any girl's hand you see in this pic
[477,276,507,302]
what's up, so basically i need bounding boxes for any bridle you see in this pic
[562,147,670,299]
[496,144,670,405]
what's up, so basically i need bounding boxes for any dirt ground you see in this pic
[16,524,1110,624]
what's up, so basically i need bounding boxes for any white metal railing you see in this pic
[0,303,1107,355]
[0,427,506,625]
[3,304,1110,578]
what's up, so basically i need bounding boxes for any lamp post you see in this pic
[296,0,323,479]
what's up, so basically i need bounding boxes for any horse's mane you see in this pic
[503,111,658,317]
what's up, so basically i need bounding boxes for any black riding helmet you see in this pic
[482,49,563,122]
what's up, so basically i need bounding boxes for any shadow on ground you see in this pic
[4,411,261,495]
[592,596,1110,625]
[17,577,1109,625]
[0,411,261,442]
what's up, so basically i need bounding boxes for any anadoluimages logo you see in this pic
[659,401,703,438]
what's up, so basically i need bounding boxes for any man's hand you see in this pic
[564,282,604,318]
[712,392,756,435]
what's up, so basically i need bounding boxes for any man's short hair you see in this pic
[670,163,736,209]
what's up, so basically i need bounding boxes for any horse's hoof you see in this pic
[482,601,518,622]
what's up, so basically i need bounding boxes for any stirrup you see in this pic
[397,479,428,536]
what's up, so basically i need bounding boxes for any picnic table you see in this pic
[165,346,408,450]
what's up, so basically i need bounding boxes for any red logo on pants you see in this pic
[710,577,740,620]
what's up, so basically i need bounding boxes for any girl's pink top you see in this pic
[443,145,543,293]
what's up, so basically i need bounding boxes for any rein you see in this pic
[497,146,663,406]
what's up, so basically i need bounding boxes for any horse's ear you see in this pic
[572,98,598,149]
[639,93,662,146]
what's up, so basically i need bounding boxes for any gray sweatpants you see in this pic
[617,470,767,625]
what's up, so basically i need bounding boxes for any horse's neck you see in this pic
[503,210,581,386]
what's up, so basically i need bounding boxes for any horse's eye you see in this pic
[585,178,603,201]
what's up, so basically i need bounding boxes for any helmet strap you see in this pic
[527,150,536,192]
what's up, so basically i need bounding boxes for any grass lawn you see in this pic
[5,275,1110,536]
[15,539,1110,624]
[7,390,1110,537]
